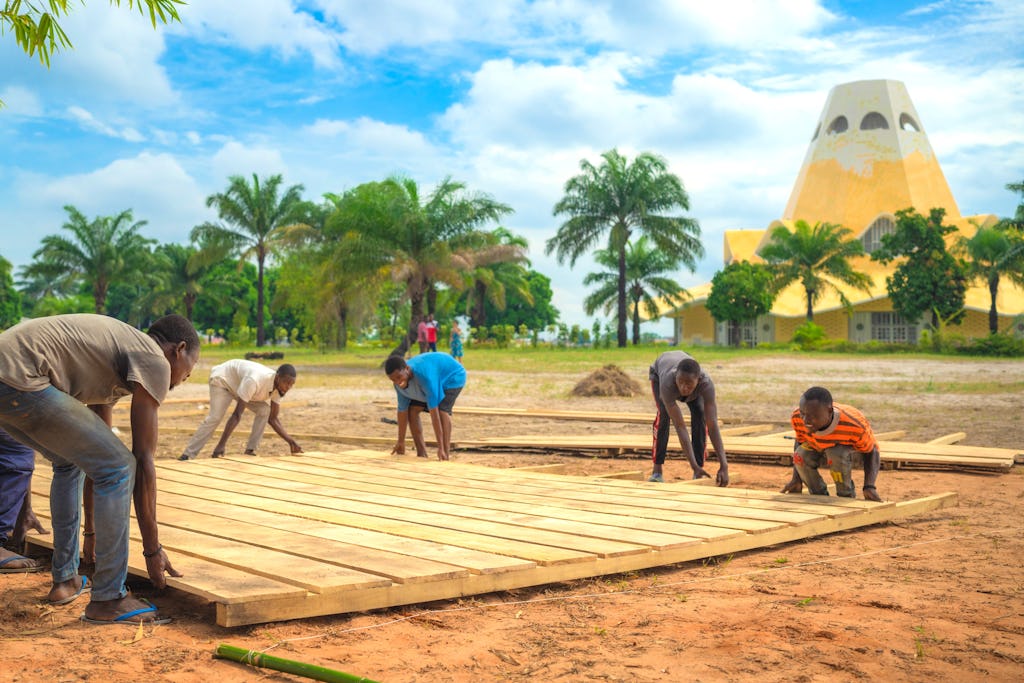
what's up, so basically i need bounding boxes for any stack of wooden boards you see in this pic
[450,407,1019,473]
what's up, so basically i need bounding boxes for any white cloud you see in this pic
[0,87,43,117]
[209,142,291,184]
[67,106,146,142]
[176,0,342,68]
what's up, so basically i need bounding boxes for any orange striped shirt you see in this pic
[791,402,877,453]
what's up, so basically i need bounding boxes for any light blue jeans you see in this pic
[0,382,133,601]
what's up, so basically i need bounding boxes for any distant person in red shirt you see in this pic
[426,314,438,352]
[782,386,882,501]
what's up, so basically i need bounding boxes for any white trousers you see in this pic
[181,384,271,458]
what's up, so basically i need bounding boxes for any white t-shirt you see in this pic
[209,359,283,404]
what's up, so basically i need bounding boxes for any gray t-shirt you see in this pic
[649,350,712,406]
[0,314,170,405]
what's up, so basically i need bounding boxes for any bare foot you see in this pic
[11,510,50,546]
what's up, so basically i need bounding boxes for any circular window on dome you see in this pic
[826,116,848,134]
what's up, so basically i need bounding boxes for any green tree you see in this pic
[20,205,154,314]
[1006,179,1024,226]
[758,219,872,321]
[330,176,513,356]
[458,227,531,328]
[1,0,181,107]
[706,261,776,346]
[191,259,258,334]
[2,0,181,65]
[583,236,689,345]
[0,253,22,328]
[192,173,309,346]
[956,222,1024,334]
[547,149,702,347]
[472,269,559,332]
[872,207,968,330]
[144,240,234,321]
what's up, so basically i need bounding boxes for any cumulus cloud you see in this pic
[67,106,145,142]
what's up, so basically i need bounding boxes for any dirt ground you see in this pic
[2,354,1023,682]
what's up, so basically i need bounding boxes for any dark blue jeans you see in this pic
[0,427,34,545]
[0,382,133,601]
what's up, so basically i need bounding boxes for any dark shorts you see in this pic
[408,387,463,415]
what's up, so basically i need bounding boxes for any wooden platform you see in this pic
[27,450,956,627]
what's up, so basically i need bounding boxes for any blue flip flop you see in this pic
[0,553,45,573]
[50,575,91,605]
[80,599,172,626]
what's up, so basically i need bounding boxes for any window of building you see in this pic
[860,112,889,130]
[861,216,895,253]
[871,312,917,343]
[826,116,848,134]
[899,113,920,132]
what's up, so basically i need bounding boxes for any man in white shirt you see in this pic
[179,360,302,460]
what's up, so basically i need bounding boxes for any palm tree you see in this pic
[957,223,1024,334]
[192,174,309,346]
[20,205,153,314]
[759,219,873,321]
[583,236,689,345]
[147,240,234,321]
[547,149,702,347]
[330,176,513,356]
[458,227,532,328]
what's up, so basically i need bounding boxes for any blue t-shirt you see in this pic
[395,352,467,411]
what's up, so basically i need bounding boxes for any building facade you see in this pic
[663,79,1023,345]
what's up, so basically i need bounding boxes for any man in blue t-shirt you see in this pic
[384,353,466,461]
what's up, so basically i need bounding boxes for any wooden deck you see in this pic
[28,450,956,627]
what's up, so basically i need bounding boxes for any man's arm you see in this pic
[427,407,446,461]
[212,400,246,455]
[392,409,409,455]
[267,401,302,453]
[861,445,882,501]
[128,385,182,586]
[701,389,729,487]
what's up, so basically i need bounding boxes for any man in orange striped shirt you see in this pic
[782,386,882,502]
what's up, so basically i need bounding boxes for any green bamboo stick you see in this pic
[214,644,379,683]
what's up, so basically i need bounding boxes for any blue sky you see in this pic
[1,0,1021,331]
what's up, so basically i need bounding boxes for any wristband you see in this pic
[82,531,95,537]
[863,485,877,490]
[142,544,163,558]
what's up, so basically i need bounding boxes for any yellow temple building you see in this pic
[662,79,1024,346]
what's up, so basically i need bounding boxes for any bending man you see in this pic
[180,360,301,460]
[385,353,466,461]
[0,313,199,624]
[648,350,729,485]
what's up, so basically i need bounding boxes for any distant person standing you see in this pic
[384,353,466,461]
[426,314,439,352]
[648,350,729,485]
[449,321,464,364]
[179,360,301,460]
[416,318,430,355]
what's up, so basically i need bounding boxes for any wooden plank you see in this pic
[927,432,967,445]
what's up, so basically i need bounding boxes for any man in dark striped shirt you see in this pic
[781,386,882,501]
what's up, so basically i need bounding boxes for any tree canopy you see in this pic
[872,207,968,329]
[706,260,775,345]
[547,148,701,347]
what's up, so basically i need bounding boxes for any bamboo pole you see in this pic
[214,644,379,683]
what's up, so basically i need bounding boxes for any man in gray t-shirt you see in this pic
[647,350,729,485]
